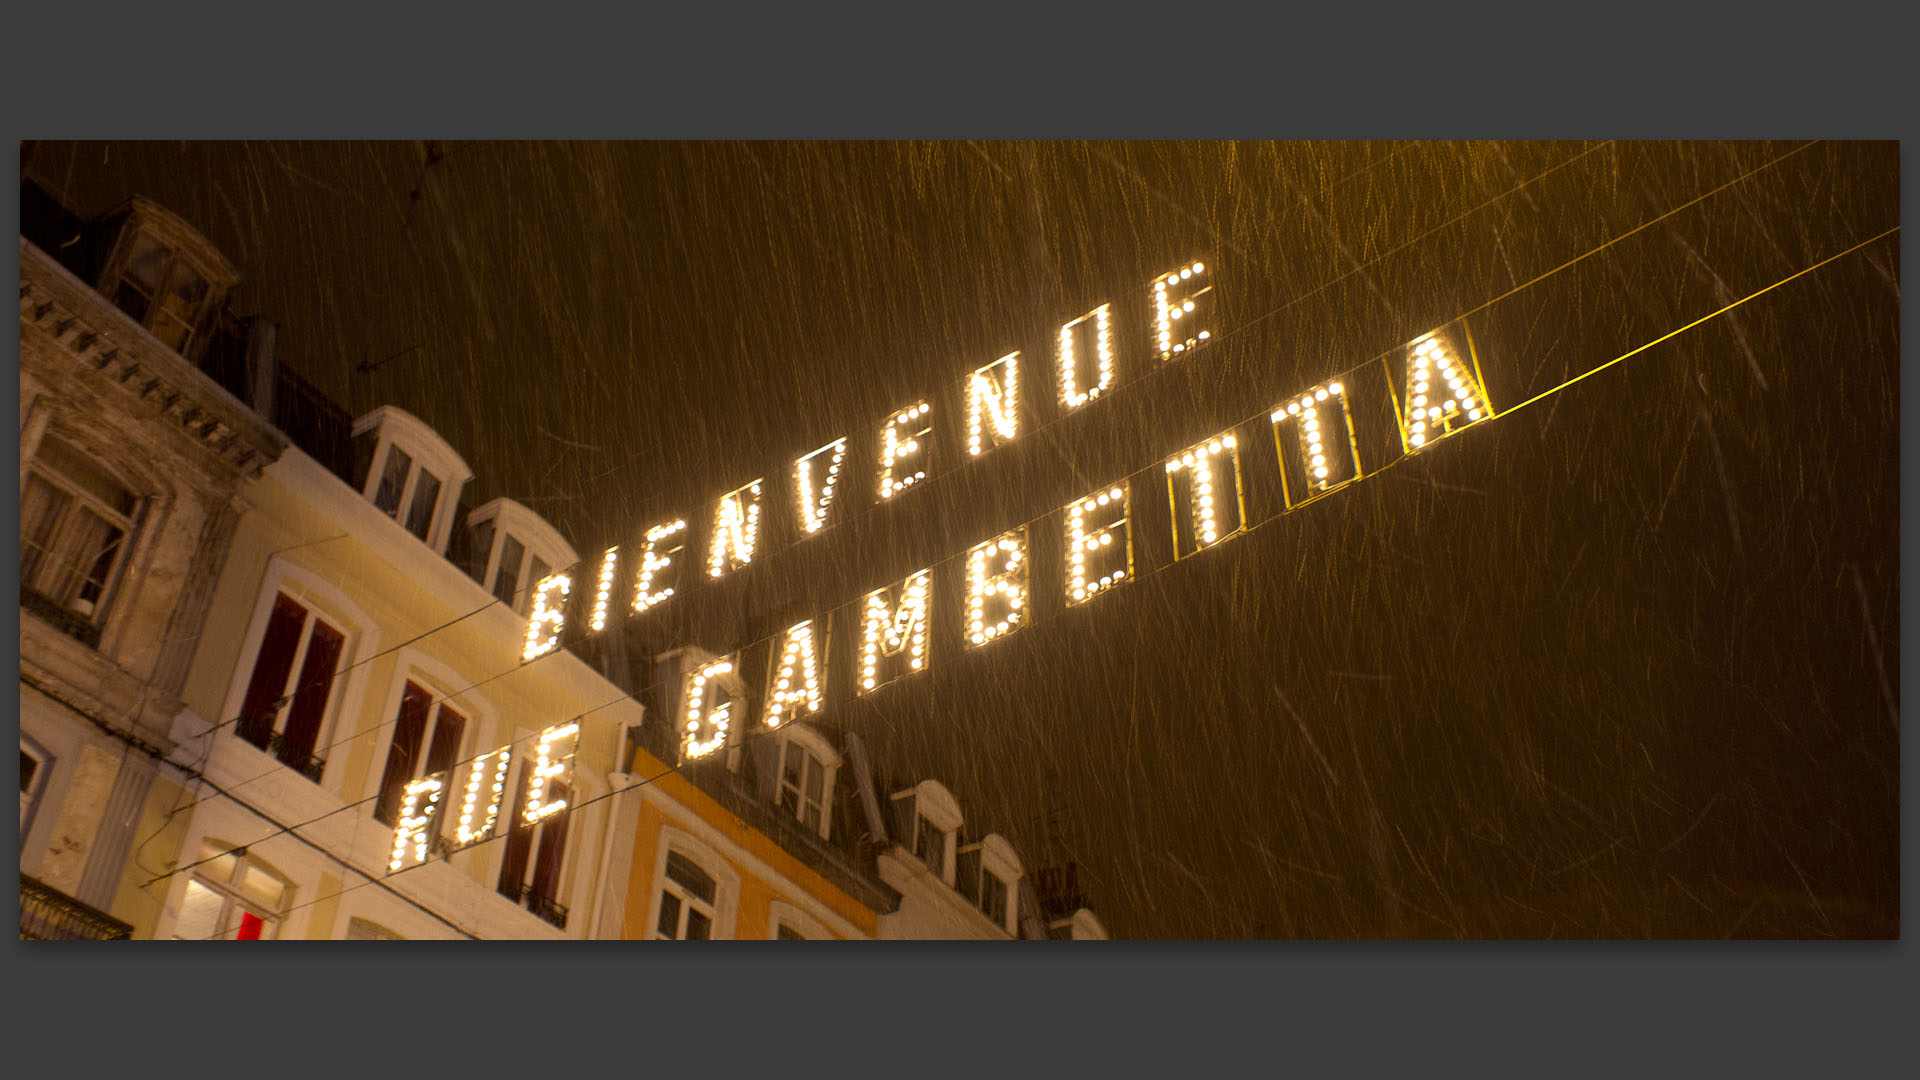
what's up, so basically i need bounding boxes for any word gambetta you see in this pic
[516,258,1494,763]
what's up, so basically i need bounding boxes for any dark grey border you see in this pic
[6,1,1911,1075]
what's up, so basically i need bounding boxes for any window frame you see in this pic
[371,678,471,829]
[643,828,739,941]
[94,197,237,364]
[349,406,472,555]
[766,901,833,941]
[772,724,841,840]
[170,842,293,942]
[366,649,500,837]
[344,916,405,941]
[493,737,586,932]
[19,435,143,643]
[20,737,51,844]
[220,559,380,794]
[231,592,348,782]
[893,779,963,885]
[962,833,1024,936]
[461,498,580,617]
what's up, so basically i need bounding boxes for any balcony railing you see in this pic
[501,883,569,931]
[265,731,328,784]
[20,875,133,940]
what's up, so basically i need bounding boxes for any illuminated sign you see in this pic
[632,518,687,613]
[707,480,763,577]
[521,572,571,661]
[1058,304,1114,409]
[1271,380,1362,510]
[1066,484,1131,605]
[1396,329,1493,451]
[495,258,1525,798]
[764,619,824,727]
[1165,431,1245,558]
[681,656,737,760]
[878,402,930,501]
[966,528,1029,647]
[860,569,930,693]
[1153,261,1212,360]
[795,438,848,535]
[966,352,1020,457]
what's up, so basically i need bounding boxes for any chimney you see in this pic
[244,317,277,420]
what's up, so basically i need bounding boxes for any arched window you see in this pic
[646,830,739,941]
[348,406,471,554]
[460,498,578,616]
[772,724,841,840]
[957,833,1023,935]
[95,196,237,362]
[172,842,291,941]
[891,779,962,885]
[657,851,718,940]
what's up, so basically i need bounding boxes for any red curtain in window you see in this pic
[236,594,307,750]
[236,912,265,940]
[277,617,343,771]
[376,683,434,825]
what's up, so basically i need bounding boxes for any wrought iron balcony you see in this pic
[501,883,569,931]
[20,874,133,940]
[264,731,327,783]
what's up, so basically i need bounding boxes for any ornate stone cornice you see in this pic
[19,236,288,480]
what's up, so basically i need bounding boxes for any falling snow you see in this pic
[25,140,1898,938]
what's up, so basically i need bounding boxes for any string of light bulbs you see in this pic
[558,139,1815,629]
[177,136,1837,835]
[160,220,1897,938]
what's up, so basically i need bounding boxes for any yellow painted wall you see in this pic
[620,756,880,940]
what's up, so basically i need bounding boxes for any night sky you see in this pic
[24,140,1899,938]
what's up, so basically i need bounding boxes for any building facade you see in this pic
[20,194,287,939]
[20,179,1096,941]
[612,647,1108,940]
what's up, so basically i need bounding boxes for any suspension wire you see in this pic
[160,222,1895,937]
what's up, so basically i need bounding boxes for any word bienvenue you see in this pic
[514,259,1493,765]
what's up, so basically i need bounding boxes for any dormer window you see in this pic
[958,833,1023,936]
[892,779,962,885]
[461,498,578,616]
[915,815,950,877]
[770,724,841,840]
[349,406,471,554]
[96,196,238,362]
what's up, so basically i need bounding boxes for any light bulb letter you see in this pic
[522,572,571,661]
[707,479,764,578]
[632,517,687,613]
[1058,304,1115,409]
[1151,259,1214,361]
[1065,483,1133,605]
[859,569,931,693]
[763,619,825,727]
[965,527,1030,647]
[877,401,931,501]
[966,352,1020,457]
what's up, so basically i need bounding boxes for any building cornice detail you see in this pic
[20,238,287,480]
